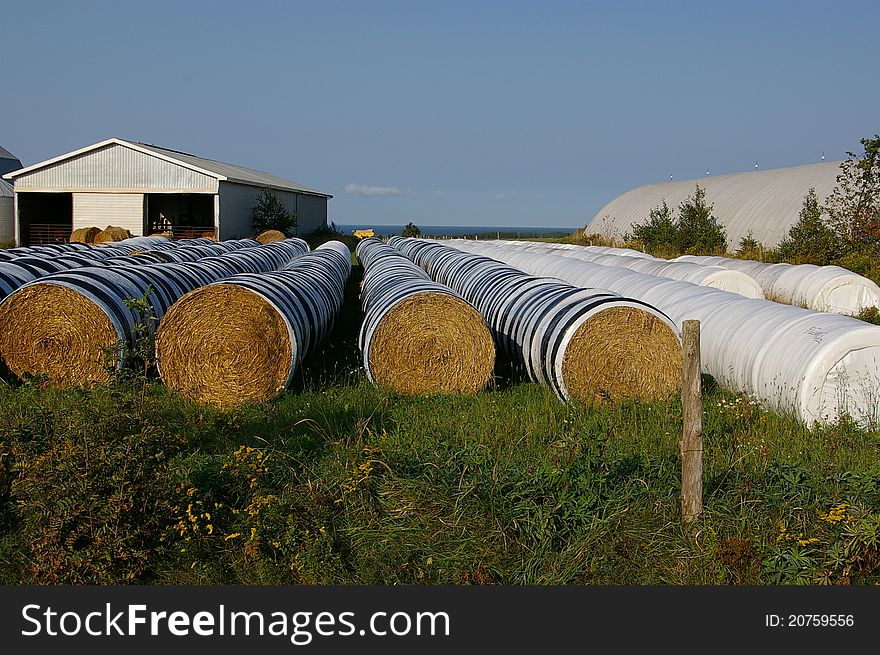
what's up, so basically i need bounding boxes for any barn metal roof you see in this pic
[0,178,12,198]
[0,145,18,161]
[585,161,843,248]
[3,138,332,198]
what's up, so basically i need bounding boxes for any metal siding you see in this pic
[217,183,327,239]
[14,143,219,192]
[0,197,13,242]
[217,183,262,240]
[73,193,145,235]
[586,162,842,247]
[294,193,328,233]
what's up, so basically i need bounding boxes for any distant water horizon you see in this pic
[335,224,577,237]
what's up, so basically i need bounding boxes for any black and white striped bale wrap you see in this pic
[155,241,351,407]
[388,237,682,404]
[356,238,494,395]
[0,238,310,387]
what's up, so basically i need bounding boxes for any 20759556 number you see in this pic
[765,614,854,627]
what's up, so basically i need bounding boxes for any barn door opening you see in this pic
[146,193,215,239]
[17,192,72,245]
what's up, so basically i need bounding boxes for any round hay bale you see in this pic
[156,241,349,407]
[70,227,101,244]
[94,226,133,243]
[0,283,119,386]
[366,291,494,395]
[156,284,291,407]
[560,305,681,404]
[255,229,287,244]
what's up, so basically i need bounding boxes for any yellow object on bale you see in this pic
[93,226,133,243]
[69,226,101,244]
[255,229,287,244]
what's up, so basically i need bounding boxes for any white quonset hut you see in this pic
[585,161,843,248]
[1,138,331,246]
[0,145,23,243]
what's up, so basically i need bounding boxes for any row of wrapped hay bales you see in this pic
[356,238,495,395]
[0,241,92,261]
[388,237,682,404]
[498,241,764,298]
[155,241,351,407]
[0,237,263,301]
[676,254,880,315]
[0,239,310,387]
[448,240,880,427]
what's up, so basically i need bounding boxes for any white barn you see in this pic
[1,138,331,246]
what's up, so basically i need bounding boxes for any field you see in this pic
[1,254,879,586]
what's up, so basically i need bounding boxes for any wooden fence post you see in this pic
[681,319,703,523]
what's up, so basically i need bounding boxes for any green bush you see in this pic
[629,200,677,253]
[402,222,421,238]
[677,185,727,254]
[5,393,186,583]
[776,188,841,265]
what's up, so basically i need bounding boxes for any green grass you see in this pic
[1,261,879,585]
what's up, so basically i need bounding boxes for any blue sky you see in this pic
[2,0,878,227]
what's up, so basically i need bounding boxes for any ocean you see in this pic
[335,224,576,238]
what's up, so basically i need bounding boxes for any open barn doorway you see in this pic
[146,193,214,239]
[17,192,72,245]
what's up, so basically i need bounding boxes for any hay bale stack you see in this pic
[389,237,682,404]
[356,238,495,395]
[0,239,311,386]
[70,227,101,244]
[93,226,133,243]
[256,229,287,244]
[156,241,350,407]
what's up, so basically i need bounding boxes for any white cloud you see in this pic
[493,191,518,200]
[433,190,447,197]
[345,183,403,197]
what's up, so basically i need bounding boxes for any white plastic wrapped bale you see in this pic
[155,241,350,407]
[450,239,880,427]
[677,254,880,315]
[389,237,682,404]
[356,238,494,395]
[0,238,310,387]
[484,241,765,299]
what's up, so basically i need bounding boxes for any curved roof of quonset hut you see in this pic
[585,161,843,248]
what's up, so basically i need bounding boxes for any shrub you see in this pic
[402,222,421,237]
[776,188,841,265]
[629,200,677,253]
[826,135,880,248]
[6,402,185,583]
[676,185,727,254]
